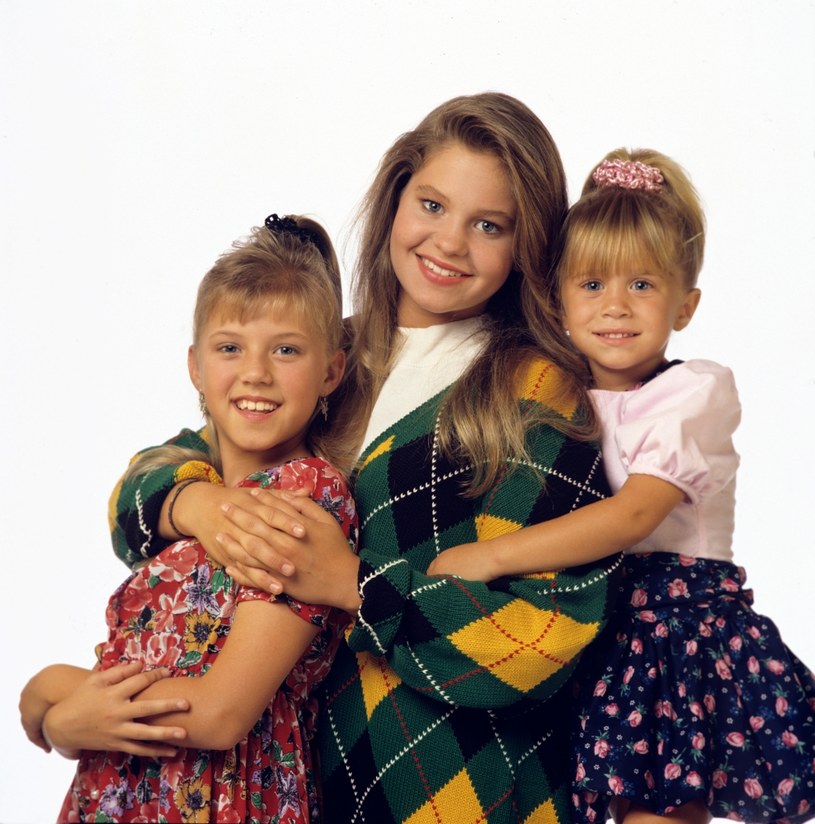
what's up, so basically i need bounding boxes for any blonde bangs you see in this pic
[559,193,684,288]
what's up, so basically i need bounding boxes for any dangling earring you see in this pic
[198,392,208,417]
[318,396,329,421]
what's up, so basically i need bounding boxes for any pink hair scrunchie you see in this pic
[592,159,664,192]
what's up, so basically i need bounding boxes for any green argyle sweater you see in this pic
[110,358,621,823]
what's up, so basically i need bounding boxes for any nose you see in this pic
[435,219,467,257]
[241,352,273,384]
[601,284,631,318]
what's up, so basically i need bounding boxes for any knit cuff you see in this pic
[346,552,412,655]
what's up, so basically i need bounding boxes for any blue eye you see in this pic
[275,345,298,356]
[582,280,603,292]
[631,280,652,291]
[422,199,442,214]
[218,344,240,354]
[477,220,500,234]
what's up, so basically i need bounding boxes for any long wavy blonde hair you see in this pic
[332,92,598,494]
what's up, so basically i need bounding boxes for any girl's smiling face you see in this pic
[389,142,517,327]
[561,265,701,391]
[188,307,344,486]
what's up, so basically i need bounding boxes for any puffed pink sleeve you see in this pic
[614,360,741,503]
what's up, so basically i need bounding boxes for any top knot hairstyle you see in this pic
[554,148,706,295]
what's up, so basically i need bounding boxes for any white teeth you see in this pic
[422,257,462,278]
[602,333,635,339]
[236,399,277,412]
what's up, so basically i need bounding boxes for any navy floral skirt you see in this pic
[572,553,815,823]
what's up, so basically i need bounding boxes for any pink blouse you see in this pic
[590,359,740,561]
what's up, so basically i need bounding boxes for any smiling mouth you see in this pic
[421,256,468,278]
[235,399,278,412]
[596,332,638,340]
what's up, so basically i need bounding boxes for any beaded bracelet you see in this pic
[167,478,203,539]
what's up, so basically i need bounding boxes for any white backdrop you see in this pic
[1,2,813,821]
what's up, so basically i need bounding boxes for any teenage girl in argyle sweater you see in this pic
[428,149,815,824]
[20,216,358,822]
[36,94,623,823]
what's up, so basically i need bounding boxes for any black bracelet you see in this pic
[167,478,203,540]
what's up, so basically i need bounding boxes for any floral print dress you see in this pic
[572,362,815,823]
[58,458,357,824]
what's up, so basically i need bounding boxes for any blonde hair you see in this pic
[126,216,355,481]
[333,92,596,495]
[555,148,705,294]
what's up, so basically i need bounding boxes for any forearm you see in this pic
[467,474,685,579]
[349,549,622,708]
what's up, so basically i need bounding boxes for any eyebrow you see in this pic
[413,184,516,224]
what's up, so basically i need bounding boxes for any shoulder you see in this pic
[517,355,585,422]
[645,359,739,415]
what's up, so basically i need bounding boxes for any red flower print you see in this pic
[686,771,703,787]
[704,694,716,713]
[639,610,657,623]
[628,709,643,727]
[593,680,607,697]
[664,763,682,780]
[715,658,733,680]
[605,703,620,717]
[632,740,649,755]
[766,659,786,675]
[690,701,705,719]
[721,577,739,592]
[747,625,761,639]
[729,635,743,652]
[645,770,655,790]
[608,775,624,795]
[654,622,669,638]
[685,640,698,656]
[594,739,610,758]
[776,778,795,801]
[744,778,763,799]
[678,555,696,566]
[630,588,647,607]
[776,696,789,717]
[667,578,688,598]
[692,732,706,750]
[726,732,745,747]
[712,770,728,789]
[576,761,586,782]
[630,638,643,654]
[278,462,319,492]
[782,731,799,748]
[623,666,635,684]
[747,656,760,674]
[749,716,765,731]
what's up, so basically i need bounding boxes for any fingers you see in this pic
[118,739,184,758]
[215,527,294,584]
[225,563,285,595]
[128,696,190,720]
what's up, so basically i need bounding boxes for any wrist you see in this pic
[166,478,208,541]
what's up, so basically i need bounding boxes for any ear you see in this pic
[673,288,701,332]
[322,349,346,396]
[187,345,202,392]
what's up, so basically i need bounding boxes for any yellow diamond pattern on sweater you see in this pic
[359,651,402,719]
[405,770,484,823]
[449,600,599,691]
[360,434,395,470]
[519,359,577,419]
[525,798,559,823]
[474,512,522,540]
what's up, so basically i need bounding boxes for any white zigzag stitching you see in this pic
[135,488,154,559]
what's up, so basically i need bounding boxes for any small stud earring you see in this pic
[318,396,329,421]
